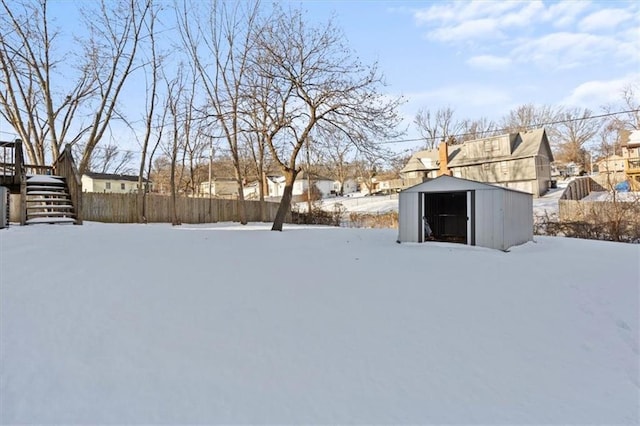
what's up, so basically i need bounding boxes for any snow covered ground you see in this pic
[581,191,640,202]
[1,222,638,423]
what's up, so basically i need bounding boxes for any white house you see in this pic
[82,172,152,194]
[335,178,358,195]
[398,175,533,251]
[198,178,239,198]
[266,172,335,198]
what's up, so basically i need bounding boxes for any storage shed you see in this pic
[398,175,533,250]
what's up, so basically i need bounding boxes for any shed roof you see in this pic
[401,175,530,194]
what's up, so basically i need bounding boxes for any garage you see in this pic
[397,175,533,250]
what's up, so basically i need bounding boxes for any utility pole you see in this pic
[208,137,213,221]
[306,136,312,214]
[208,138,213,198]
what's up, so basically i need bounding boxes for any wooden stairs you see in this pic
[25,175,77,225]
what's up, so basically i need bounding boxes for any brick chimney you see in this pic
[438,141,451,176]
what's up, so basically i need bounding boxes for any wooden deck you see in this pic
[0,140,82,224]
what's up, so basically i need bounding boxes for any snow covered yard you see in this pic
[0,222,638,424]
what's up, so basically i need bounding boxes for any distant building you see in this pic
[82,172,152,193]
[622,130,640,189]
[198,178,239,198]
[596,155,625,174]
[400,128,554,197]
[266,171,335,198]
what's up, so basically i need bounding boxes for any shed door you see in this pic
[422,191,469,244]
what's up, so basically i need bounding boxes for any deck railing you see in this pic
[0,140,24,186]
[53,144,83,224]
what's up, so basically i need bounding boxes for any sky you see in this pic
[302,0,639,147]
[1,222,638,423]
[1,0,639,156]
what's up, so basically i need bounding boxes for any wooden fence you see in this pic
[560,176,605,201]
[82,193,285,224]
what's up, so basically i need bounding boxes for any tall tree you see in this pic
[599,83,640,159]
[554,107,601,168]
[177,0,262,225]
[460,117,498,142]
[85,143,135,174]
[0,0,150,172]
[137,1,163,222]
[316,127,355,196]
[252,8,403,231]
[414,107,464,149]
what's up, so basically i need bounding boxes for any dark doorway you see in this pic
[423,192,468,244]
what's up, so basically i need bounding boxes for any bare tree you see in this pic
[162,65,191,226]
[354,149,388,195]
[611,83,640,131]
[136,2,163,223]
[500,104,558,134]
[177,0,262,225]
[85,143,135,174]
[554,107,601,168]
[598,83,640,162]
[252,8,403,231]
[240,70,274,221]
[414,107,464,149]
[0,0,150,172]
[316,127,355,196]
[460,117,498,141]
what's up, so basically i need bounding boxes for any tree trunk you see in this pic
[259,168,265,222]
[271,170,297,231]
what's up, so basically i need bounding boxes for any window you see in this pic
[105,182,111,190]
[121,183,126,190]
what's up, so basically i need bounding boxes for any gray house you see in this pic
[400,128,554,197]
[397,175,533,251]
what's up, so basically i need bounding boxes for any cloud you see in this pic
[466,55,512,70]
[405,85,512,112]
[561,74,640,108]
[427,19,502,42]
[579,8,633,32]
[415,1,522,25]
[544,1,592,29]
[501,1,545,27]
[413,1,638,71]
[511,32,623,69]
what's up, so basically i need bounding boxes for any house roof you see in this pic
[447,128,553,167]
[83,172,149,183]
[401,175,531,195]
[623,129,640,147]
[400,149,440,173]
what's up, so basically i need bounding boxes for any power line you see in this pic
[2,108,638,152]
[378,108,640,146]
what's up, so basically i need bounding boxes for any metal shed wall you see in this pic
[398,191,421,242]
[502,189,534,249]
[473,189,504,250]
